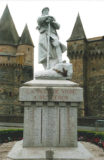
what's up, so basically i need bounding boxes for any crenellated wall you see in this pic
[0,45,17,53]
[67,38,104,117]
[0,6,34,119]
[0,55,24,66]
[67,40,86,84]
[0,44,34,116]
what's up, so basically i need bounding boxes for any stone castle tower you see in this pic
[0,6,34,117]
[67,14,104,117]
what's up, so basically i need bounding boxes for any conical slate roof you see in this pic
[19,24,34,46]
[0,5,19,45]
[67,13,86,41]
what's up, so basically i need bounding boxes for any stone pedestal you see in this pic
[8,79,93,160]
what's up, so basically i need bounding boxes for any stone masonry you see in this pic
[0,6,34,116]
[19,80,83,148]
[8,79,93,160]
[67,14,104,117]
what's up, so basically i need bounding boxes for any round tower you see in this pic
[0,6,34,120]
[17,24,34,67]
[67,14,87,117]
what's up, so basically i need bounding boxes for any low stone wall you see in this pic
[78,117,104,127]
[1,115,104,127]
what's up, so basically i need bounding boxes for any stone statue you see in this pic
[35,7,73,80]
[37,7,66,69]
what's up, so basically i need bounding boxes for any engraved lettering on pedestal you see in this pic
[20,87,83,102]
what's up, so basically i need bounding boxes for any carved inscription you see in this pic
[23,87,80,102]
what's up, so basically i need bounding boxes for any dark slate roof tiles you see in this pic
[0,5,19,45]
[67,13,86,41]
[0,6,34,47]
[19,24,34,47]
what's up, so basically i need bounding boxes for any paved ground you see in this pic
[82,142,104,160]
[0,141,16,160]
[0,141,104,160]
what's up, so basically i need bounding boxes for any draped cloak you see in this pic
[37,15,66,64]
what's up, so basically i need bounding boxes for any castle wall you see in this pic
[0,55,24,65]
[17,45,34,66]
[0,66,18,115]
[0,6,34,119]
[67,39,104,117]
[67,40,86,117]
[0,65,33,116]
[0,45,16,53]
[0,44,33,116]
[86,41,104,117]
[70,57,84,86]
[67,40,86,86]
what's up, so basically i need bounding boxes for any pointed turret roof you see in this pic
[67,13,86,41]
[19,24,34,46]
[0,5,19,45]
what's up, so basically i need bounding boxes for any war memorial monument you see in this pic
[8,7,93,160]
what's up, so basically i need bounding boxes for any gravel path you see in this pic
[82,141,104,160]
[0,141,16,160]
[0,141,104,160]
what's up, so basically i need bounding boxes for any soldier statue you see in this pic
[37,7,66,69]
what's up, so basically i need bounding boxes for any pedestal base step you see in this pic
[7,140,93,160]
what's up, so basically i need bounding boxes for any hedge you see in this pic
[0,129,104,149]
[0,129,23,143]
[78,130,104,149]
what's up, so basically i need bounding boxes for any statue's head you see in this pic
[42,7,49,15]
